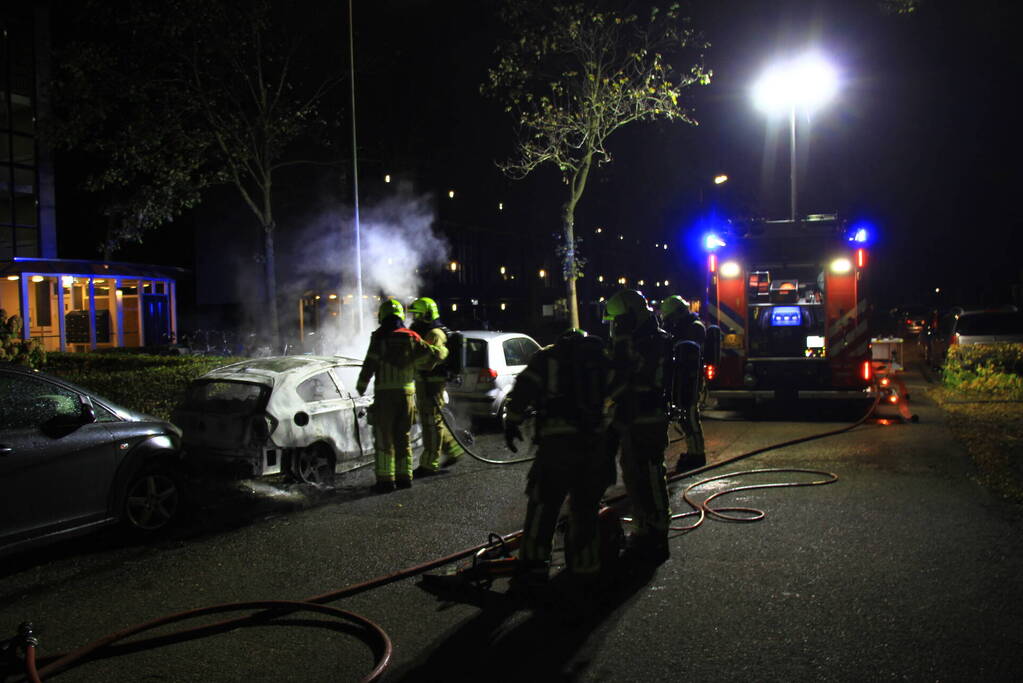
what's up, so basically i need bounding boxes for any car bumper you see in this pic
[184,444,284,477]
[448,392,501,417]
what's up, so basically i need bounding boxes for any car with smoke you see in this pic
[172,356,421,485]
[446,330,542,425]
[1,364,186,557]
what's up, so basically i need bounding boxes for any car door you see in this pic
[294,371,360,470]
[329,366,374,466]
[0,373,119,544]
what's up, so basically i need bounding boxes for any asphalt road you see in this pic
[2,357,1021,682]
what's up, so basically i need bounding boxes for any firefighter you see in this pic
[504,329,612,593]
[661,295,707,472]
[408,296,465,475]
[356,298,442,493]
[603,289,673,563]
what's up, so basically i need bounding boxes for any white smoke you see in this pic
[283,191,448,360]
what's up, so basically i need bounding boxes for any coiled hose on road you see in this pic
[18,392,881,682]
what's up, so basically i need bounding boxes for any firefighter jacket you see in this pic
[505,335,609,438]
[608,315,672,426]
[665,312,707,349]
[356,320,441,396]
[409,319,450,387]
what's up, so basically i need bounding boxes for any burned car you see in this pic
[172,356,421,485]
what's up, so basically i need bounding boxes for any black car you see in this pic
[0,364,186,557]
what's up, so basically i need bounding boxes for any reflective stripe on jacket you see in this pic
[357,326,440,395]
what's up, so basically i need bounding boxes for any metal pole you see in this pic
[789,106,797,222]
[348,0,364,334]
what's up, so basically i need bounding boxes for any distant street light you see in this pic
[713,174,729,185]
[753,53,838,221]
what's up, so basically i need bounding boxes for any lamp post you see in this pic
[752,53,838,222]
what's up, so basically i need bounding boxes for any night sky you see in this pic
[56,0,1023,311]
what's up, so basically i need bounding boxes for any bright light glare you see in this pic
[714,174,729,185]
[704,233,726,251]
[753,53,838,114]
[849,227,869,243]
[830,258,852,274]
[720,261,741,278]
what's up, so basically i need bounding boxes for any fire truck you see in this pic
[702,214,873,402]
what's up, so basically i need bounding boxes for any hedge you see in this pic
[943,343,1023,399]
[43,352,246,421]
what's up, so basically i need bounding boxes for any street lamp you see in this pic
[752,52,838,221]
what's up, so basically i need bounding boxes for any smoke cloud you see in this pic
[281,191,449,360]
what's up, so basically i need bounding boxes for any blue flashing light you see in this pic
[704,233,726,251]
[847,225,870,244]
[770,306,802,327]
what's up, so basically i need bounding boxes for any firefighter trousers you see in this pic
[372,390,417,483]
[613,420,670,541]
[519,435,610,576]
[414,382,465,471]
[678,403,705,456]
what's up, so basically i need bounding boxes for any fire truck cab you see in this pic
[703,215,872,402]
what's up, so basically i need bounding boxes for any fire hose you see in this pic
[439,400,535,465]
[10,391,883,682]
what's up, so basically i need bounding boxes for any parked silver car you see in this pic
[446,330,541,423]
[923,307,1023,368]
[173,356,422,485]
[1,364,186,557]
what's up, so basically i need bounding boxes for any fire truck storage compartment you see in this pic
[749,304,826,357]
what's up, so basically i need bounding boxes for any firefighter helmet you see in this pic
[661,295,690,318]
[602,289,651,322]
[378,298,405,323]
[409,297,440,321]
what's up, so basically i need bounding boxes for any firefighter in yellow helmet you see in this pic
[661,295,707,472]
[356,298,443,493]
[603,289,672,563]
[504,328,613,596]
[408,297,465,475]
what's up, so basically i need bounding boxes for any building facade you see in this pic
[0,4,181,352]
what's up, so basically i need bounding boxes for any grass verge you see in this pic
[929,387,1023,503]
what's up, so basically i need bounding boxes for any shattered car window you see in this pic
[332,365,361,396]
[297,373,343,402]
[183,381,269,414]
[0,374,82,430]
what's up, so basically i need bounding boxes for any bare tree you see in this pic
[484,0,710,327]
[182,2,337,346]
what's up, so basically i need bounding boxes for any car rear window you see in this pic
[956,313,1023,336]
[465,339,487,368]
[184,380,269,414]
[503,337,539,366]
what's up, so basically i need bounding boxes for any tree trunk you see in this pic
[263,223,280,350]
[561,202,580,329]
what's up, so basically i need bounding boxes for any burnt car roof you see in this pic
[199,355,362,384]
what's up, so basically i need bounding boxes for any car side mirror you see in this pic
[80,395,98,424]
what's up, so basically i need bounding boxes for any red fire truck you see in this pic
[702,215,873,402]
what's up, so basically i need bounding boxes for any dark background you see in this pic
[53,0,1023,319]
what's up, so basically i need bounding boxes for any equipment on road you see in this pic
[702,215,874,402]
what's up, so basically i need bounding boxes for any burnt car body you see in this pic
[1,364,185,557]
[172,356,421,485]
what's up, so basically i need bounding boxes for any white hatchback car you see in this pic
[172,356,421,485]
[446,330,542,423]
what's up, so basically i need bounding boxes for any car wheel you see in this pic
[123,465,183,533]
[291,444,335,486]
